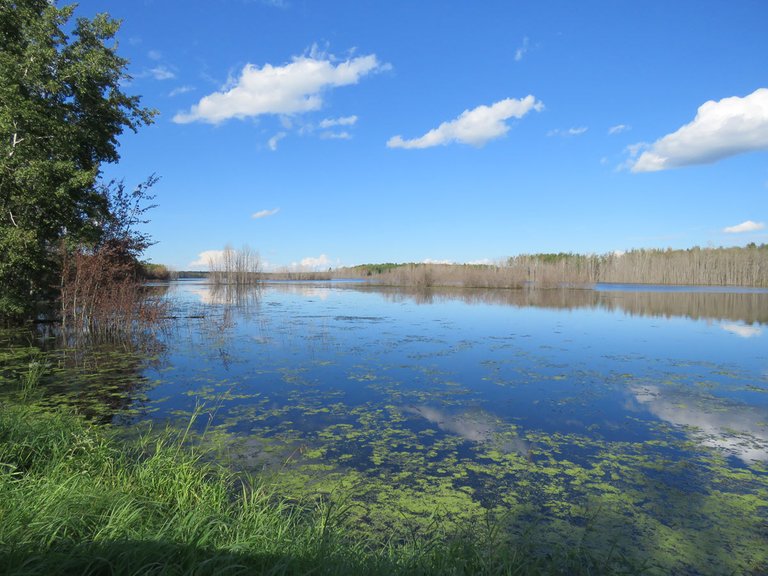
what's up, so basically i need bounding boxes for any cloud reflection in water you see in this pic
[633,385,768,463]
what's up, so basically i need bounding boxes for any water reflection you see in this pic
[720,323,763,338]
[185,283,263,308]
[404,404,531,455]
[405,404,496,442]
[631,385,768,463]
[8,279,768,573]
[342,284,768,325]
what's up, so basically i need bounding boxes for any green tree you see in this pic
[0,0,155,318]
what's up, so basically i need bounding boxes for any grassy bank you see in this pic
[0,379,638,575]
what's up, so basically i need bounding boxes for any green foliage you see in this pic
[140,262,172,280]
[0,395,647,576]
[0,0,155,318]
[346,263,409,276]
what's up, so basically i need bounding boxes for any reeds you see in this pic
[59,241,168,340]
[208,244,262,286]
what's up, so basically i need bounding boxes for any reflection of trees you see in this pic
[0,319,166,425]
[171,282,266,372]
[187,283,263,309]
[345,284,768,325]
[596,289,768,324]
[263,283,331,300]
[631,385,768,463]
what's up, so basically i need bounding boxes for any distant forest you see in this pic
[264,245,768,288]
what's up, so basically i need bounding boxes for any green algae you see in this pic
[4,285,768,575]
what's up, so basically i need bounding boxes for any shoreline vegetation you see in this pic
[2,5,763,575]
[0,374,640,576]
[175,244,768,289]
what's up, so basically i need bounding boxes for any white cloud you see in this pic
[299,254,330,269]
[267,132,286,151]
[631,88,768,172]
[169,85,194,97]
[189,250,225,269]
[148,50,163,61]
[252,208,280,219]
[514,37,529,62]
[173,53,385,124]
[319,131,351,140]
[387,96,543,149]
[608,124,630,135]
[319,115,357,128]
[548,126,588,137]
[150,66,175,80]
[466,258,493,265]
[423,258,454,265]
[723,220,766,233]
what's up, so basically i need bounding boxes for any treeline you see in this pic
[598,245,766,286]
[140,262,174,280]
[333,245,768,289]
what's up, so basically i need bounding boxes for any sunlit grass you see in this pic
[0,370,642,575]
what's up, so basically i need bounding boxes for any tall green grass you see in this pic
[0,369,643,575]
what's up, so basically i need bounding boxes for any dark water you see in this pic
[4,280,768,573]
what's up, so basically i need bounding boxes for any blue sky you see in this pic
[74,0,768,271]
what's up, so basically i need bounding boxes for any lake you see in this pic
[4,280,768,573]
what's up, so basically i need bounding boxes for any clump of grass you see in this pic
[18,355,46,401]
[0,391,642,575]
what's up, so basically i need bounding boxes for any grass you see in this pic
[0,367,644,575]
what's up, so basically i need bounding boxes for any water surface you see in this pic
[4,280,767,574]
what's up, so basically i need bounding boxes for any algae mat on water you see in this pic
[3,282,768,574]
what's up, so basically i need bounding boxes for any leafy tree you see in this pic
[0,0,155,318]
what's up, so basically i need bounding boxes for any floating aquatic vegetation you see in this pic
[4,281,768,574]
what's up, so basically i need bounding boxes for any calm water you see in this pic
[5,280,768,573]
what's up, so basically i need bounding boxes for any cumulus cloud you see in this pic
[466,258,493,265]
[387,96,543,149]
[189,250,225,269]
[267,132,286,151]
[298,254,330,269]
[608,124,630,135]
[723,220,765,233]
[252,208,280,219]
[319,115,357,128]
[173,53,385,124]
[630,88,768,172]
